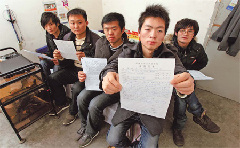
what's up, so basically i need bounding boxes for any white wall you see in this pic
[0,0,102,62]
[2,0,238,102]
[198,1,240,102]
[0,0,215,61]
[102,0,216,45]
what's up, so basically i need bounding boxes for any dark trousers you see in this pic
[48,67,78,106]
[69,81,85,115]
[40,59,60,77]
[107,114,159,148]
[77,90,120,135]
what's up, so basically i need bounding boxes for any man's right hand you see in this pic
[51,58,59,65]
[102,72,122,94]
[78,71,86,82]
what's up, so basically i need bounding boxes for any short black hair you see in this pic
[138,4,170,34]
[67,8,87,21]
[101,12,125,30]
[174,18,199,36]
[40,12,60,28]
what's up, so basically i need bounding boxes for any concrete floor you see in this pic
[0,88,239,148]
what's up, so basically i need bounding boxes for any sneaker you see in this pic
[75,127,86,141]
[78,131,99,147]
[172,128,184,147]
[63,113,77,126]
[49,104,69,116]
[193,113,220,133]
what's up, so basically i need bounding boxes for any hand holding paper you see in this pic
[78,71,86,82]
[171,72,194,95]
[81,57,107,91]
[76,51,85,61]
[102,72,122,94]
[53,50,63,60]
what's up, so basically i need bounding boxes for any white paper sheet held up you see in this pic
[119,58,175,119]
[23,49,52,60]
[188,70,214,80]
[53,39,78,60]
[82,57,107,91]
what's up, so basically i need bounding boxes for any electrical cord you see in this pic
[2,7,24,47]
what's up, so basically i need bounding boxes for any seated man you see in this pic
[39,12,70,77]
[48,8,100,115]
[101,5,195,148]
[76,12,132,147]
[165,18,220,147]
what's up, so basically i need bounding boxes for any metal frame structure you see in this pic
[0,47,55,143]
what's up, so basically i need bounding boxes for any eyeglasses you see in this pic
[179,29,194,35]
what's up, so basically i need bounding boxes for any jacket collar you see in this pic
[102,32,129,46]
[67,26,92,48]
[68,26,91,42]
[173,35,197,53]
[126,42,172,58]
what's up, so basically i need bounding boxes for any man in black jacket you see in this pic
[40,12,70,77]
[166,18,220,147]
[76,12,132,147]
[48,8,100,115]
[102,5,195,148]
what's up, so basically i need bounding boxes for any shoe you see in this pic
[193,113,220,133]
[78,131,99,147]
[131,140,140,148]
[75,127,86,141]
[49,104,69,116]
[63,113,77,126]
[172,128,184,147]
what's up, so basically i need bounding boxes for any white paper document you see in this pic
[118,58,175,119]
[23,49,52,60]
[188,70,214,80]
[53,39,78,60]
[82,57,107,91]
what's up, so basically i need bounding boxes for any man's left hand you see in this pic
[170,72,194,95]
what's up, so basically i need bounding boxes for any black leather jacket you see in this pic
[166,36,208,71]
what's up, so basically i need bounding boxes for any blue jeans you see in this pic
[107,114,159,148]
[77,89,120,136]
[173,90,204,130]
[40,59,60,77]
